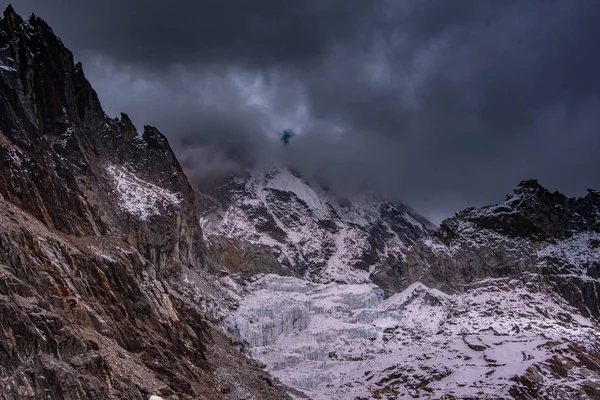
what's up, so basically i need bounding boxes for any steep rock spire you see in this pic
[0,6,204,270]
[0,6,104,136]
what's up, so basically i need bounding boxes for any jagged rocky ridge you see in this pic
[198,168,435,294]
[0,7,289,399]
[407,179,600,320]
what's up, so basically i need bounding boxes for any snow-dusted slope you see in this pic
[199,168,434,293]
[227,274,600,400]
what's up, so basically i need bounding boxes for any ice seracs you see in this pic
[226,275,385,347]
[227,274,598,400]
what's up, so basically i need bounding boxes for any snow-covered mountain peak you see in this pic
[251,168,330,217]
[198,166,434,293]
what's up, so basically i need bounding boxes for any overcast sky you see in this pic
[4,1,600,223]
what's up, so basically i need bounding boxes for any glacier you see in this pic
[226,275,387,348]
[226,274,599,399]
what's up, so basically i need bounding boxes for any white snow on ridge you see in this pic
[320,226,372,284]
[0,64,16,72]
[330,196,381,227]
[227,274,597,400]
[538,232,600,271]
[403,212,424,231]
[106,165,181,220]
[260,169,326,213]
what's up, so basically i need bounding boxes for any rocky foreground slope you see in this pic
[0,6,288,399]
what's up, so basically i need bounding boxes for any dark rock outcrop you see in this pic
[446,179,599,241]
[204,235,298,280]
[0,5,203,272]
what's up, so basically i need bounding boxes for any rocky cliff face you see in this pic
[0,6,202,272]
[198,168,435,295]
[0,6,289,399]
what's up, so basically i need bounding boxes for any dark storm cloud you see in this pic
[10,0,384,68]
[4,0,600,223]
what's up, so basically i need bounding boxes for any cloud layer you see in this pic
[6,0,600,222]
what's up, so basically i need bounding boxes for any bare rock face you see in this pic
[0,6,289,399]
[0,201,211,399]
[204,235,298,280]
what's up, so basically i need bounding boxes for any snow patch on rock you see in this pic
[107,165,181,220]
[538,232,600,270]
[0,64,16,72]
